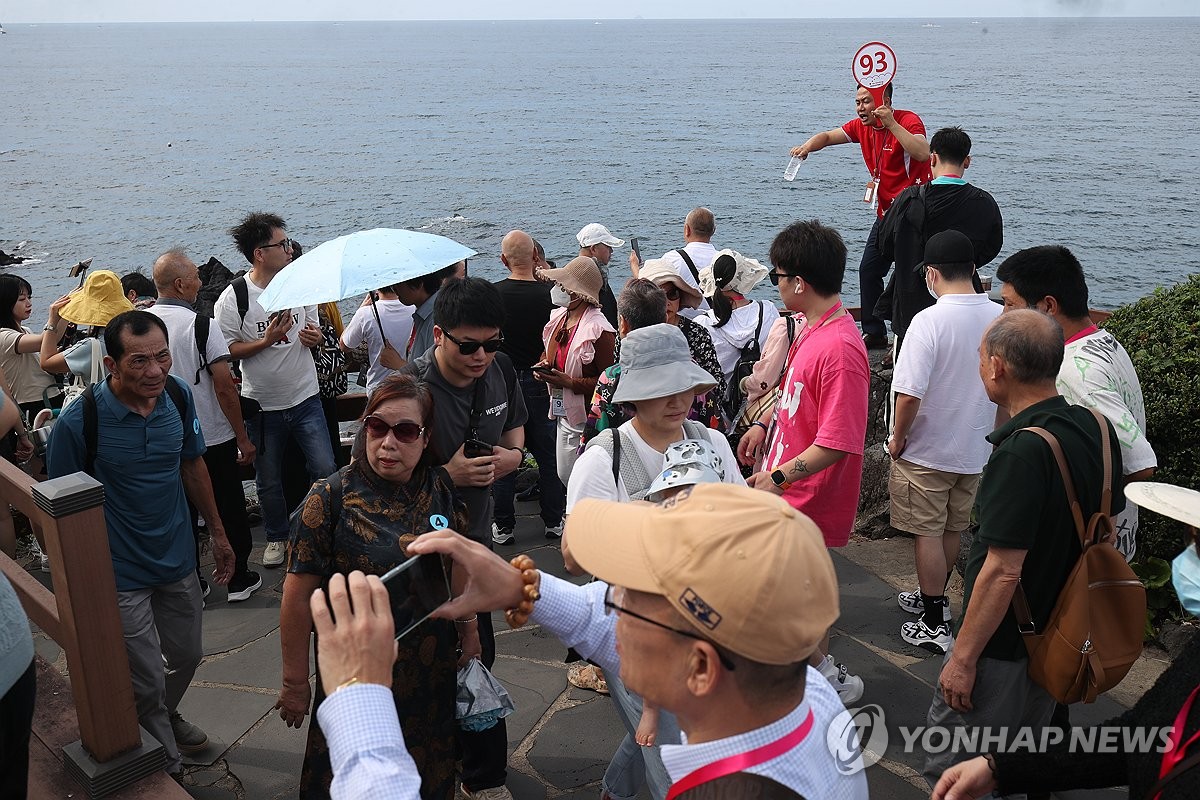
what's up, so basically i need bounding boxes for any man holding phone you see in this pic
[401,276,526,800]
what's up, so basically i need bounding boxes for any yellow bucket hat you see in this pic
[59,270,135,326]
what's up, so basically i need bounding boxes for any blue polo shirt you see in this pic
[46,375,206,591]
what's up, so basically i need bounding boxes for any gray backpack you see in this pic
[585,420,709,500]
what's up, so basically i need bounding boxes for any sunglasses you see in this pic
[442,330,504,355]
[662,285,681,301]
[767,270,792,286]
[362,415,425,443]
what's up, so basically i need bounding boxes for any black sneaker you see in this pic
[226,570,263,603]
[516,484,540,502]
[491,524,515,546]
[901,618,954,654]
[199,578,210,599]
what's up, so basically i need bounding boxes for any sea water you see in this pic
[2,17,1197,317]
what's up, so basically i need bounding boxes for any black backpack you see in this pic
[721,302,765,425]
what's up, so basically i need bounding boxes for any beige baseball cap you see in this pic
[566,483,839,665]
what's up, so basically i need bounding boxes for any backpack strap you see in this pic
[193,314,213,385]
[747,302,765,354]
[585,427,656,500]
[82,383,98,476]
[163,375,188,428]
[232,276,250,325]
[675,249,700,284]
[1010,416,1115,636]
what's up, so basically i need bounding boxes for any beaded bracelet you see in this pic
[504,554,541,628]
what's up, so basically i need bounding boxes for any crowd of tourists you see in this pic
[1,82,1197,800]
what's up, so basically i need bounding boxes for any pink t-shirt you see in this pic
[765,315,869,547]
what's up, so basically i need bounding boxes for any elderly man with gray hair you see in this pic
[923,308,1126,786]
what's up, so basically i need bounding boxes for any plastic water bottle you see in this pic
[783,156,803,181]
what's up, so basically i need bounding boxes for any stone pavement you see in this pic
[24,497,1149,799]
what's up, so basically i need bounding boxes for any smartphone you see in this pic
[630,237,643,264]
[267,310,289,327]
[68,258,93,278]
[464,438,493,458]
[530,365,554,375]
[380,553,452,640]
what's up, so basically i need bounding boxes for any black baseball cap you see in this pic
[914,229,975,273]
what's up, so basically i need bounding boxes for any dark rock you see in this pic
[195,257,245,318]
[1158,620,1197,659]
[0,249,27,266]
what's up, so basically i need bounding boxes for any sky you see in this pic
[2,0,1196,23]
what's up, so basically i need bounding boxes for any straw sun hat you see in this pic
[537,256,603,307]
[58,270,135,326]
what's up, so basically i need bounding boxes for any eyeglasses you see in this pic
[662,285,681,301]
[362,415,425,443]
[258,238,294,252]
[767,270,792,286]
[125,349,172,371]
[603,585,737,671]
[442,330,503,355]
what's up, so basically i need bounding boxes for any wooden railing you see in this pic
[0,458,183,796]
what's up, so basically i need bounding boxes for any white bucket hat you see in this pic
[638,259,702,310]
[698,249,768,297]
[611,323,717,404]
[644,438,726,502]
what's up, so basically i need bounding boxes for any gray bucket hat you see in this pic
[611,323,717,403]
[644,438,726,502]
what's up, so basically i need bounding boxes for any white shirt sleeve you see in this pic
[890,315,935,400]
[565,442,626,513]
[214,286,245,346]
[341,307,370,350]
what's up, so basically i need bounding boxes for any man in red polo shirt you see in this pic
[791,83,932,349]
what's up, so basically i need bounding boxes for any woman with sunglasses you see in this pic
[933,482,1200,800]
[534,256,616,486]
[634,259,726,431]
[279,375,472,800]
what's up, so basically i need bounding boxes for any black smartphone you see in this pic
[380,553,452,640]
[630,237,643,264]
[464,438,493,458]
[68,258,93,278]
[267,310,289,326]
[530,365,554,375]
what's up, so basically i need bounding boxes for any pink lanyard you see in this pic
[665,709,814,800]
[1156,684,1200,792]
[1064,324,1099,345]
[785,301,843,364]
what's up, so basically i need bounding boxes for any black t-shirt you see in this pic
[402,350,528,543]
[494,278,554,369]
[961,397,1125,661]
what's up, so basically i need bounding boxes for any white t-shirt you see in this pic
[565,420,745,512]
[340,299,415,391]
[149,301,236,446]
[1056,328,1157,561]
[892,293,1002,474]
[0,326,60,405]
[660,241,715,318]
[214,274,319,412]
[695,299,777,383]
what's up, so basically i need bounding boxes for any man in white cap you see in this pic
[577,222,623,328]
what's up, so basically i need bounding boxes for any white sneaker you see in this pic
[897,590,952,622]
[262,541,286,568]
[901,618,954,654]
[491,523,515,546]
[461,785,513,800]
[544,523,563,539]
[817,654,864,705]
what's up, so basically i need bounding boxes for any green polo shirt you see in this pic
[960,396,1125,661]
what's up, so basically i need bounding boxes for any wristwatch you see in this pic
[43,323,57,333]
[770,469,792,491]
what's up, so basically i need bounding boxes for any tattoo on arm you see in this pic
[787,459,810,478]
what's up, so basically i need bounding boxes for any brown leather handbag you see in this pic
[1010,409,1147,704]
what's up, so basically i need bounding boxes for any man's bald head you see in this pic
[685,207,715,241]
[983,308,1064,384]
[501,230,535,263]
[152,248,197,291]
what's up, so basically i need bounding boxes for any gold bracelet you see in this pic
[504,555,541,628]
[331,677,359,694]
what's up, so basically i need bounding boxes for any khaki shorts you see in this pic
[888,458,981,537]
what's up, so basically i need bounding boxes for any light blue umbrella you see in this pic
[256,228,476,312]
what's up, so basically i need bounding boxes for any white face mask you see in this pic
[550,286,572,308]
[926,271,939,299]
